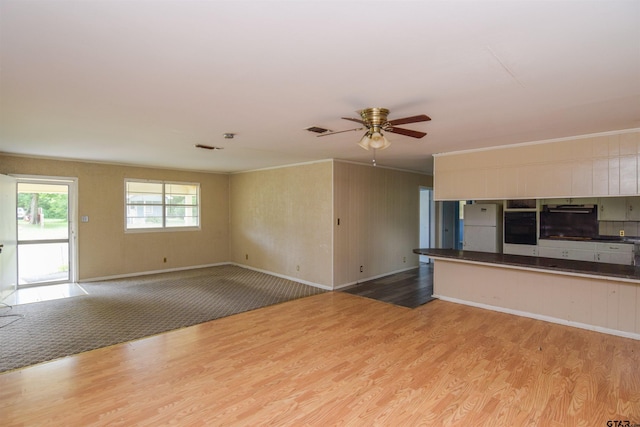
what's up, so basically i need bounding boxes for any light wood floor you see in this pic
[1,292,639,426]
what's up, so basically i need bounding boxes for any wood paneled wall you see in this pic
[231,160,433,289]
[433,259,640,338]
[434,129,640,201]
[333,161,432,288]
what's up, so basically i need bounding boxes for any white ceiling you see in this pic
[1,0,639,175]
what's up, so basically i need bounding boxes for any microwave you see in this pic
[504,211,537,245]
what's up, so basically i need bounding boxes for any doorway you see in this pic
[438,200,465,249]
[419,187,435,263]
[16,178,77,287]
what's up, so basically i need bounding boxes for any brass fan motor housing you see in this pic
[360,108,389,133]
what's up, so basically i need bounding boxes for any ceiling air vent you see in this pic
[195,144,223,150]
[305,126,331,134]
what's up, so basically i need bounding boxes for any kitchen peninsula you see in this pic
[414,248,640,339]
[430,130,640,339]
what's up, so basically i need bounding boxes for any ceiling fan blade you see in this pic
[387,114,431,126]
[386,127,427,139]
[341,117,366,125]
[317,127,365,137]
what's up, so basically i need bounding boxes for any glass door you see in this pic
[17,181,71,286]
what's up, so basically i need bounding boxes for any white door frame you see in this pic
[419,187,433,263]
[0,174,17,299]
[12,175,78,285]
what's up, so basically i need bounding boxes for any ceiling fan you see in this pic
[318,107,431,151]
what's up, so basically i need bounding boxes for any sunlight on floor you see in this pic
[2,283,87,306]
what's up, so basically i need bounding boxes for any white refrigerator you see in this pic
[463,204,502,253]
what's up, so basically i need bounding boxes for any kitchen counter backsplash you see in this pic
[599,221,640,238]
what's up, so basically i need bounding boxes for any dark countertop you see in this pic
[413,248,640,282]
[540,236,639,243]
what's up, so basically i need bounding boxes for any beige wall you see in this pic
[434,129,640,200]
[0,155,229,280]
[2,155,432,288]
[333,161,433,287]
[229,160,433,289]
[229,161,334,288]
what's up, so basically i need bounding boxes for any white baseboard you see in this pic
[332,265,421,290]
[79,262,229,283]
[434,295,640,341]
[80,263,417,293]
[229,263,332,291]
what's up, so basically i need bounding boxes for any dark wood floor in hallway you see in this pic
[340,262,434,308]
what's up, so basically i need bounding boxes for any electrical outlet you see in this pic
[296,265,300,271]
[619,230,625,237]
[403,256,406,263]
[163,257,167,263]
[245,254,248,260]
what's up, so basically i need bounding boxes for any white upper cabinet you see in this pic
[626,197,640,220]
[433,131,640,201]
[598,197,627,221]
[598,196,640,221]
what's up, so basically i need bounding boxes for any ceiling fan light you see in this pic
[380,135,391,150]
[369,131,389,150]
[357,133,371,150]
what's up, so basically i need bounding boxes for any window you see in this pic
[125,180,199,230]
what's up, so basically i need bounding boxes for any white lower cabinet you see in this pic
[503,243,538,256]
[538,240,596,262]
[566,248,597,262]
[537,246,566,259]
[537,239,634,265]
[537,246,595,262]
[595,242,634,265]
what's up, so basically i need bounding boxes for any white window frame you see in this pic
[124,179,200,232]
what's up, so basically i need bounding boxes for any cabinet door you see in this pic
[610,252,633,265]
[538,246,565,259]
[596,252,633,265]
[565,249,595,262]
[627,197,640,220]
[595,252,610,263]
[620,155,637,195]
[598,197,627,220]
